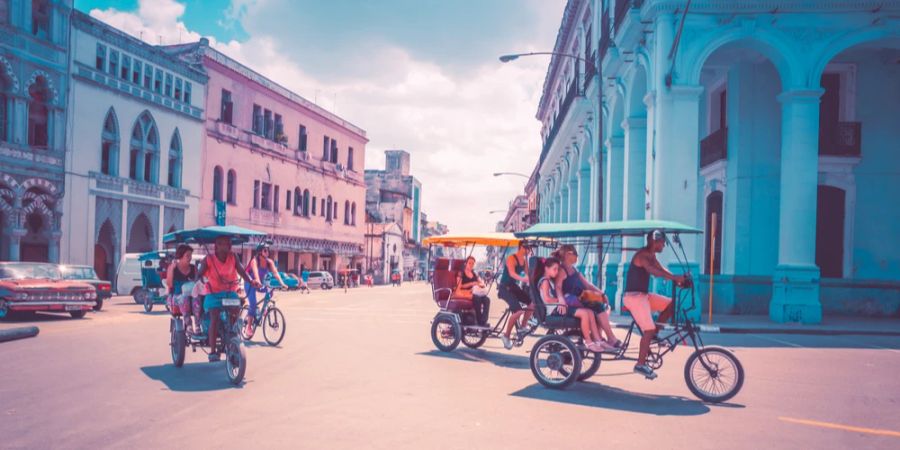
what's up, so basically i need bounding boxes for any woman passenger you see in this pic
[539,257,606,352]
[166,244,199,334]
[456,256,490,327]
[553,244,621,351]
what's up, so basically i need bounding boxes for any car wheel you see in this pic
[93,299,103,312]
[70,310,87,319]
[0,300,9,320]
[131,287,143,304]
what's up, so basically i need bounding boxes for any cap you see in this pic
[650,229,666,242]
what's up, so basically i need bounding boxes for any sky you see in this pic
[75,0,566,234]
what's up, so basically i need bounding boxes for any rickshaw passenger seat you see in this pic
[431,258,473,312]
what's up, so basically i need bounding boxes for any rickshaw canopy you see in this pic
[138,251,171,262]
[163,225,266,245]
[423,232,522,247]
[515,219,702,239]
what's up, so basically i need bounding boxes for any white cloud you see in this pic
[88,0,563,234]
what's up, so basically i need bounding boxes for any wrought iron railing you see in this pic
[700,127,727,167]
[819,122,861,156]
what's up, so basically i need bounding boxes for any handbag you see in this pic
[471,285,489,297]
[579,290,608,305]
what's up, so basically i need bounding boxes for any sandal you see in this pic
[608,339,624,349]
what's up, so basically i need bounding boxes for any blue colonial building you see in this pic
[0,0,72,262]
[536,0,900,323]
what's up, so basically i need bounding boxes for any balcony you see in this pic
[700,127,727,168]
[819,122,861,157]
[249,207,280,226]
[215,121,241,140]
[540,73,583,164]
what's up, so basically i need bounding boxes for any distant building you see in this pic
[500,195,530,233]
[164,39,368,276]
[62,10,207,284]
[363,220,403,285]
[365,149,424,274]
[1,0,73,262]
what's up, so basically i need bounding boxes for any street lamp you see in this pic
[492,172,530,178]
[499,49,603,222]
[488,210,507,214]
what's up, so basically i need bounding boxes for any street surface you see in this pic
[2,283,899,449]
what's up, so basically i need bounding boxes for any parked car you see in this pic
[115,253,144,298]
[306,271,333,290]
[0,262,97,319]
[267,271,300,290]
[59,265,112,311]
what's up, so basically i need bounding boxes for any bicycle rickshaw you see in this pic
[515,219,745,403]
[163,225,265,385]
[424,233,544,352]
[135,251,172,312]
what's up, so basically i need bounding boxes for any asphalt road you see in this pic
[2,283,899,449]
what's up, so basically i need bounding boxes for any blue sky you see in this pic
[78,0,566,233]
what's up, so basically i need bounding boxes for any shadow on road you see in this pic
[128,310,170,316]
[140,363,244,391]
[417,348,530,370]
[1,311,90,324]
[510,382,711,416]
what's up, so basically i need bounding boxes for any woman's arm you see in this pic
[578,271,602,292]
[267,258,287,287]
[235,257,259,286]
[165,263,175,290]
[554,271,568,305]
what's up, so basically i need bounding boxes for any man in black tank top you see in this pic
[623,230,686,380]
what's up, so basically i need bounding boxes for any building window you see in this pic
[260,182,272,210]
[121,55,131,80]
[0,1,9,26]
[184,82,192,104]
[100,108,119,176]
[303,189,310,216]
[311,196,317,215]
[220,89,233,124]
[167,130,182,188]
[333,200,338,221]
[226,170,236,204]
[174,78,182,101]
[31,0,50,39]
[293,187,301,215]
[298,125,307,151]
[323,136,329,160]
[129,112,159,182]
[286,189,292,212]
[154,68,163,94]
[344,201,350,225]
[213,166,224,202]
[320,198,325,216]
[326,196,333,222]
[132,60,142,84]
[164,73,173,97]
[0,76,9,143]
[351,202,357,226]
[27,78,50,149]
[96,44,107,71]
[274,113,284,143]
[109,50,119,77]
[143,65,152,90]
[263,109,273,139]
[330,139,338,164]
[253,180,260,208]
[252,104,262,134]
[273,185,280,213]
[348,147,354,170]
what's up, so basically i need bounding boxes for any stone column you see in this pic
[48,230,62,263]
[770,89,824,324]
[651,84,704,320]
[559,188,568,223]
[8,228,26,262]
[578,168,591,222]
[568,179,578,223]
[13,98,27,145]
[603,136,625,304]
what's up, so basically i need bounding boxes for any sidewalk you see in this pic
[609,313,900,336]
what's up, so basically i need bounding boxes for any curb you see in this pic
[612,321,900,337]
[0,326,40,343]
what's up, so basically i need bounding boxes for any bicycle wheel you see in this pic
[684,346,744,403]
[461,329,488,349]
[171,319,186,368]
[430,316,461,352]
[238,305,253,340]
[225,337,246,385]
[262,307,286,346]
[578,350,602,381]
[530,335,582,389]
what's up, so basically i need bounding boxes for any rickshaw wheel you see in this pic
[578,350,602,381]
[684,346,744,403]
[431,316,461,352]
[143,294,153,312]
[461,329,488,349]
[171,320,186,368]
[530,335,582,389]
[262,307,286,346]
[225,337,246,385]
[134,288,148,306]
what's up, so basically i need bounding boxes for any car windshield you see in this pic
[0,263,63,280]
[60,267,96,280]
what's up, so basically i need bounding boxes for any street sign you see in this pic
[215,201,226,226]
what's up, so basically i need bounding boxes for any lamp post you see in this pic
[492,172,530,179]
[499,49,602,223]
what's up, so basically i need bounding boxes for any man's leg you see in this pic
[624,293,656,378]
[649,293,674,326]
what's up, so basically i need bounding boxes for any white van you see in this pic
[115,252,205,296]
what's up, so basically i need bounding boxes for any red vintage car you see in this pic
[0,262,97,319]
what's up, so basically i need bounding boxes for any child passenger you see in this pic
[539,257,611,353]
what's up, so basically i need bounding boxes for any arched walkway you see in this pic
[126,213,154,253]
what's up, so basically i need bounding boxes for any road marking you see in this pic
[779,417,900,438]
[754,335,804,348]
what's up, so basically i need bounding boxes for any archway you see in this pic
[95,219,117,281]
[21,212,49,262]
[126,213,154,253]
[704,191,723,275]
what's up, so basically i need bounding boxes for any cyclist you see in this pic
[196,235,260,361]
[245,242,288,338]
[623,230,685,380]
[498,242,533,349]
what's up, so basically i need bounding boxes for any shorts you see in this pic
[498,283,532,313]
[623,292,671,332]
